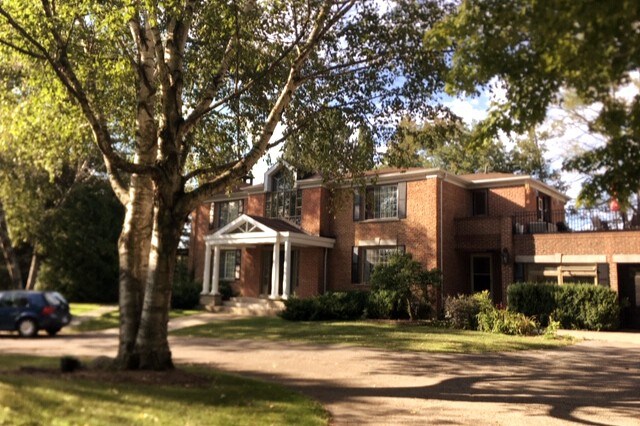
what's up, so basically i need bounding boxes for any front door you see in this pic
[260,248,300,296]
[619,264,640,329]
[471,254,492,294]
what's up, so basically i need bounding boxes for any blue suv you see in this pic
[0,290,72,337]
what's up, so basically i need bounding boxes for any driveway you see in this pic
[1,318,638,425]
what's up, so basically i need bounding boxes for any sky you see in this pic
[252,76,640,202]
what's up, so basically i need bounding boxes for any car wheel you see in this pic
[18,318,38,337]
[46,328,60,336]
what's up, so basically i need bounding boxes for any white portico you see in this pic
[202,214,335,299]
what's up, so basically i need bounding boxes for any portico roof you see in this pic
[204,214,335,248]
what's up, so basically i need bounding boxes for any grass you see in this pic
[0,354,329,426]
[70,305,201,332]
[172,316,573,353]
[70,303,110,316]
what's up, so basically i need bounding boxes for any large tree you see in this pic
[428,0,640,204]
[0,1,449,369]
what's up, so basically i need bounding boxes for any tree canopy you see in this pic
[0,0,452,369]
[428,0,640,204]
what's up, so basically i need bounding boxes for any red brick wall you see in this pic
[301,187,323,236]
[297,247,325,297]
[189,203,211,283]
[327,179,440,292]
[240,248,262,297]
[246,193,265,216]
[514,231,640,292]
[441,181,472,298]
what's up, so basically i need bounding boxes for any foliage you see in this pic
[0,354,329,426]
[171,279,201,310]
[0,0,454,368]
[219,281,237,302]
[385,118,565,190]
[507,282,621,331]
[174,316,573,353]
[36,179,123,303]
[477,307,539,336]
[368,252,441,320]
[280,292,369,321]
[444,291,492,330]
[428,0,640,203]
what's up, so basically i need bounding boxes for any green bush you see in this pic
[444,291,492,330]
[219,281,236,301]
[171,279,201,309]
[280,291,370,321]
[507,282,620,331]
[477,307,539,335]
[369,252,441,320]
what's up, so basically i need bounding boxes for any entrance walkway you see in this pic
[1,315,638,425]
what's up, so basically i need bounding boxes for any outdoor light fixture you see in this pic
[501,247,510,265]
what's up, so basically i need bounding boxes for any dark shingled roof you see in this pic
[247,215,304,233]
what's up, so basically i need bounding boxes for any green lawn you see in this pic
[71,305,200,332]
[70,303,110,316]
[0,354,329,426]
[172,316,573,353]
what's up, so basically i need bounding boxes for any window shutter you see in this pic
[239,199,245,215]
[351,246,360,283]
[397,182,407,219]
[353,191,361,221]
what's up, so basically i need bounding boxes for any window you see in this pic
[220,249,241,281]
[524,263,600,285]
[351,245,405,284]
[353,182,406,221]
[266,169,302,225]
[472,190,488,216]
[537,194,551,222]
[471,255,492,293]
[218,200,244,229]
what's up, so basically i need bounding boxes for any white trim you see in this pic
[515,254,607,264]
[204,214,335,248]
[612,254,640,263]
[356,238,397,246]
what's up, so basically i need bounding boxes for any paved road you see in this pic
[1,319,639,425]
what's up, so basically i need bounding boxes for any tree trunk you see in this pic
[0,201,23,289]
[134,201,183,370]
[25,245,40,290]
[115,174,155,369]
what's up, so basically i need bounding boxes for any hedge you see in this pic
[279,291,370,321]
[507,283,620,331]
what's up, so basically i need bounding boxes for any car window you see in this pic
[14,295,29,308]
[44,292,67,306]
[0,293,9,308]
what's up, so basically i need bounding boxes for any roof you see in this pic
[458,172,522,181]
[247,215,304,233]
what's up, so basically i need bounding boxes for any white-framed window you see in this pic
[523,263,602,285]
[220,249,241,281]
[351,245,405,284]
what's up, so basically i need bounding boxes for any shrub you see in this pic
[477,307,539,335]
[444,291,493,330]
[280,292,370,321]
[171,279,201,309]
[369,252,441,320]
[507,282,620,331]
[219,281,236,301]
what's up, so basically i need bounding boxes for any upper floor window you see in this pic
[216,199,244,229]
[353,182,406,221]
[472,190,488,216]
[266,168,302,225]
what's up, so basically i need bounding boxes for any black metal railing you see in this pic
[512,208,640,234]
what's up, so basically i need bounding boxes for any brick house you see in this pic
[189,164,640,328]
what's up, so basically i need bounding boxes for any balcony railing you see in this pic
[512,207,640,235]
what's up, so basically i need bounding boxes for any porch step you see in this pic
[201,296,285,316]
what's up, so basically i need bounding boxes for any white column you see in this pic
[270,236,281,299]
[282,238,292,299]
[201,242,212,294]
[211,245,221,295]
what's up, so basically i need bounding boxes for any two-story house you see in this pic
[188,165,640,328]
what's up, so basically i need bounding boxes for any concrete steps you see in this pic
[201,296,285,316]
